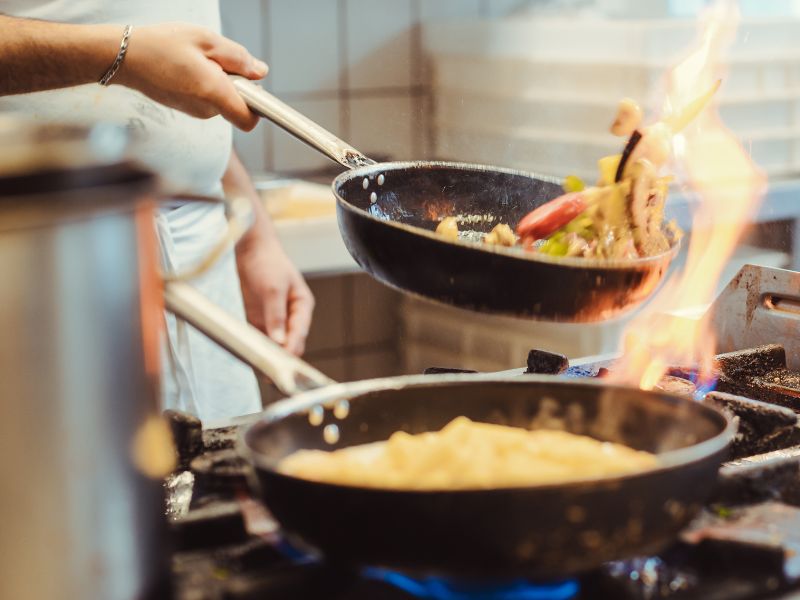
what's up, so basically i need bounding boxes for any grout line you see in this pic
[262,0,274,171]
[342,273,355,380]
[410,0,422,88]
[278,85,428,102]
[410,0,423,157]
[338,0,351,140]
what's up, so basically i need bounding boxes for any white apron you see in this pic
[0,0,262,422]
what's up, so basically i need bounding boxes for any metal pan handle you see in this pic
[163,280,335,397]
[230,75,375,170]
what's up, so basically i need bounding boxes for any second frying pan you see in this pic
[165,280,733,579]
[232,77,678,322]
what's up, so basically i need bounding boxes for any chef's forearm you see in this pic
[0,15,121,95]
[222,150,277,242]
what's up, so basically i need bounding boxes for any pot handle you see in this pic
[230,76,375,170]
[163,280,335,396]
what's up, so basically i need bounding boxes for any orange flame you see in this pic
[610,1,767,391]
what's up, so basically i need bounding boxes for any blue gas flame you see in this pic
[363,568,580,600]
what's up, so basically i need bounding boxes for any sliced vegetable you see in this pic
[539,234,569,256]
[597,155,622,186]
[627,159,656,253]
[615,130,643,182]
[516,192,587,240]
[564,215,593,234]
[664,79,722,134]
[563,175,586,193]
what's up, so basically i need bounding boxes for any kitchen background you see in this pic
[220,0,800,399]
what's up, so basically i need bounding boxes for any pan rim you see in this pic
[332,160,681,271]
[241,374,735,494]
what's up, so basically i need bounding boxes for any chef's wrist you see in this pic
[237,194,278,251]
[71,24,126,83]
[98,24,132,85]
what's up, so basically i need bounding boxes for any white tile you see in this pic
[222,0,269,172]
[415,0,481,87]
[268,0,341,94]
[345,0,414,90]
[347,95,416,161]
[220,0,267,60]
[419,0,481,21]
[271,98,342,172]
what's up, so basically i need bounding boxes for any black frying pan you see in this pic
[164,281,734,579]
[232,77,679,322]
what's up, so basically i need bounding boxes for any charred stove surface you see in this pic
[716,345,800,412]
[190,449,250,497]
[714,447,800,507]
[704,391,800,459]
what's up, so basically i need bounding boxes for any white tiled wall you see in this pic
[222,0,547,174]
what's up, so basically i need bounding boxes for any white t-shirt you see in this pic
[0,0,262,422]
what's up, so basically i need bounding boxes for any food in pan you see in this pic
[483,223,516,247]
[278,416,657,490]
[435,216,459,241]
[432,84,720,260]
[517,83,719,259]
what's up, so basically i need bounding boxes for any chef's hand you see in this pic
[116,23,265,131]
[223,152,314,355]
[236,228,315,356]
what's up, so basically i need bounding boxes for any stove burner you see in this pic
[363,569,579,600]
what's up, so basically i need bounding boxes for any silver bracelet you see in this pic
[99,25,133,86]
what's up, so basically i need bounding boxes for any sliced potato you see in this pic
[435,216,459,241]
[484,223,516,247]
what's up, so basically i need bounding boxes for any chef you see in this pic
[0,2,314,422]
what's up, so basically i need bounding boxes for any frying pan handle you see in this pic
[231,76,375,171]
[163,280,335,397]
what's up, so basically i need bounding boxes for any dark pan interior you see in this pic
[339,162,564,234]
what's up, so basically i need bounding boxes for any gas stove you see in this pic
[168,265,800,600]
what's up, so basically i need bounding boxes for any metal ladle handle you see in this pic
[230,76,375,170]
[163,280,334,397]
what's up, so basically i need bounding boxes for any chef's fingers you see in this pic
[200,34,266,130]
[205,74,261,131]
[264,285,289,348]
[204,34,268,80]
[285,278,314,356]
